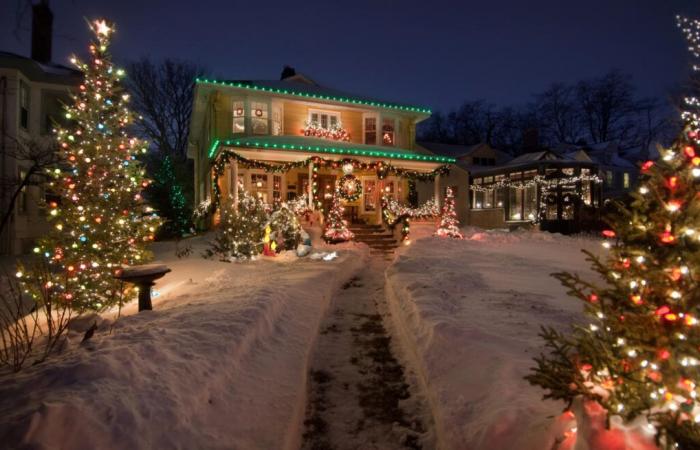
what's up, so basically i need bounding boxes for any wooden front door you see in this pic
[318,174,337,213]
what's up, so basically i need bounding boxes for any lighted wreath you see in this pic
[338,174,362,202]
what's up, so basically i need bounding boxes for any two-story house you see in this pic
[188,68,467,226]
[0,1,81,254]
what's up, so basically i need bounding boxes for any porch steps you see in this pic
[349,223,399,256]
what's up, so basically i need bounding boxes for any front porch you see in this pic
[207,137,455,226]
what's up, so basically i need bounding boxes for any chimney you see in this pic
[31,1,53,63]
[522,128,539,152]
[280,65,296,80]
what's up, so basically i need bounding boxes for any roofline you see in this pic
[195,78,432,115]
[470,159,598,177]
[209,139,456,163]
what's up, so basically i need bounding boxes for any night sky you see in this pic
[2,0,700,111]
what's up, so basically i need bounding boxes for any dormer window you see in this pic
[309,110,340,129]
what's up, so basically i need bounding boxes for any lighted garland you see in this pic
[302,121,351,141]
[381,195,439,241]
[469,173,602,193]
[338,174,362,201]
[208,149,450,215]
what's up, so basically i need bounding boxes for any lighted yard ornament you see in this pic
[262,225,276,256]
[526,17,700,449]
[17,18,162,311]
[435,187,463,239]
[323,187,354,243]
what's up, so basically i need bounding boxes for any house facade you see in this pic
[188,70,467,226]
[0,2,81,255]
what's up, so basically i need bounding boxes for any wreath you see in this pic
[338,174,362,202]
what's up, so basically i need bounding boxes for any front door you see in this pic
[318,174,337,213]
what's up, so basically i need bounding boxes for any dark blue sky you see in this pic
[2,0,700,111]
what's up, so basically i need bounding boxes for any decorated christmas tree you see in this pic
[435,187,463,238]
[270,204,302,251]
[323,187,354,243]
[526,17,700,449]
[205,189,268,260]
[18,19,161,311]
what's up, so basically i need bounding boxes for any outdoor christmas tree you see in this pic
[18,19,161,312]
[435,187,463,238]
[323,187,354,243]
[149,155,191,238]
[270,204,302,251]
[205,189,268,260]
[526,17,700,449]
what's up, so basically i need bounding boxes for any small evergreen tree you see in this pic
[149,155,192,238]
[18,19,161,311]
[435,187,463,238]
[205,190,268,260]
[323,187,354,243]
[270,204,302,251]
[526,17,700,449]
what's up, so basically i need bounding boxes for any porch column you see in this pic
[232,159,239,212]
[434,174,441,208]
[308,160,314,210]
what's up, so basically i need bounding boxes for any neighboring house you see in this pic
[188,68,468,225]
[0,1,81,254]
[417,142,511,170]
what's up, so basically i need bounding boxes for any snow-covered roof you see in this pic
[212,135,454,164]
[195,77,432,115]
[0,51,81,85]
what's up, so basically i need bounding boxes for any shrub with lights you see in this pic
[526,17,700,449]
[269,204,302,251]
[205,189,268,261]
[435,187,463,239]
[17,19,162,311]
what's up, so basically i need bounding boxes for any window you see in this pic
[495,188,505,208]
[605,170,613,187]
[309,110,340,130]
[382,118,395,146]
[623,172,630,189]
[233,100,245,133]
[363,179,377,212]
[509,187,523,220]
[364,117,377,145]
[273,175,282,205]
[19,81,29,130]
[524,185,537,221]
[251,101,268,135]
[251,173,269,203]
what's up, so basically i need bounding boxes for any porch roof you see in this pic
[209,136,456,164]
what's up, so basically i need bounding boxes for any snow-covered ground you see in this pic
[386,224,602,450]
[0,230,369,450]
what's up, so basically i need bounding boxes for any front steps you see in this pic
[349,223,398,256]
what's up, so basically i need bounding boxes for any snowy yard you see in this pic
[0,227,605,450]
[386,225,601,449]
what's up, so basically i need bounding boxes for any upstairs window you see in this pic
[19,81,29,130]
[309,110,340,129]
[623,172,630,189]
[605,170,614,187]
[382,118,395,146]
[251,101,268,135]
[233,100,245,133]
[364,117,377,145]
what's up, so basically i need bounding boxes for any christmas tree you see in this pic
[270,204,302,251]
[526,17,700,449]
[205,189,268,260]
[435,187,463,238]
[18,19,161,312]
[149,155,192,238]
[323,187,354,243]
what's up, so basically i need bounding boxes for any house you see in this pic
[417,142,511,169]
[0,1,81,254]
[187,67,468,227]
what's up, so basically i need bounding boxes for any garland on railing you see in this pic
[302,121,351,141]
[381,195,440,241]
[208,149,451,216]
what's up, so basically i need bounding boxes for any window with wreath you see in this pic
[233,100,245,133]
[382,118,395,146]
[251,101,269,135]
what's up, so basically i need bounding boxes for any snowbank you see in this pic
[0,233,369,450]
[385,229,601,449]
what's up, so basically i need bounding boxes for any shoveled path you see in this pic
[301,257,434,450]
